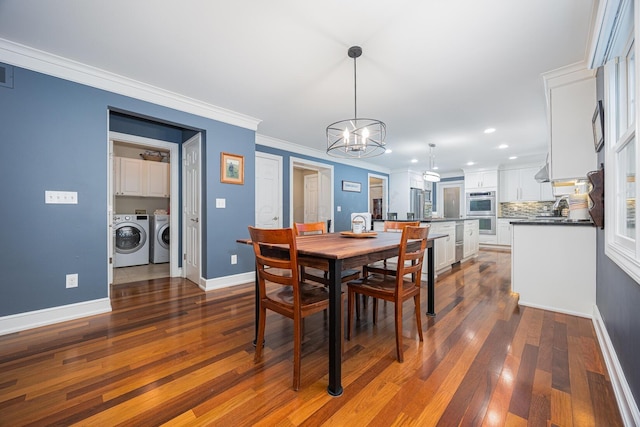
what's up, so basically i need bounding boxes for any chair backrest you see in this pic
[396,225,430,292]
[248,226,301,304]
[293,221,326,236]
[384,221,420,232]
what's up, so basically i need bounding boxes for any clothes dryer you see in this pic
[150,214,170,263]
[113,214,149,267]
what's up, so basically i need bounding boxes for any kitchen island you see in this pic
[510,218,595,317]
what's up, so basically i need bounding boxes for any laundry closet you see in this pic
[112,141,171,284]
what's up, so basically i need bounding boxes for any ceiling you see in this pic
[0,0,597,175]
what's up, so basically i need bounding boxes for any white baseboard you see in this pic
[593,305,640,426]
[517,300,593,319]
[0,298,112,336]
[200,272,254,291]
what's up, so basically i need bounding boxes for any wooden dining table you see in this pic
[238,230,444,396]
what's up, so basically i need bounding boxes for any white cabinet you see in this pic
[115,157,145,196]
[496,218,512,246]
[463,220,479,258]
[499,167,554,202]
[146,161,170,198]
[465,170,498,191]
[430,221,455,271]
[543,66,597,181]
[115,157,170,198]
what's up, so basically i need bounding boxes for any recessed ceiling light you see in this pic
[411,159,418,163]
[466,161,475,166]
[509,156,518,160]
[498,144,509,149]
[484,128,496,134]
[385,149,392,154]
[433,166,439,170]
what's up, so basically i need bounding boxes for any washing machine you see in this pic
[150,214,170,264]
[113,214,149,267]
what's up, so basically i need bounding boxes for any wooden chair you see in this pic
[248,226,335,391]
[347,225,429,362]
[293,222,361,286]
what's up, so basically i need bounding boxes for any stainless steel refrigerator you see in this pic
[410,188,426,219]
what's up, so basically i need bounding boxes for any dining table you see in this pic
[238,230,444,396]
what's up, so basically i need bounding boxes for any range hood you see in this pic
[534,163,550,183]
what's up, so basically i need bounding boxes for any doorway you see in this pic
[108,131,180,286]
[290,157,333,231]
[368,174,388,220]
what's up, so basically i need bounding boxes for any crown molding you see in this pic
[0,38,261,131]
[256,134,391,175]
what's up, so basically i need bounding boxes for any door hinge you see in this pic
[109,257,112,264]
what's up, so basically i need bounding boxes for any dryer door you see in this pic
[115,223,147,254]
[159,224,170,250]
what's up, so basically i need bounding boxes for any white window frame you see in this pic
[603,0,640,282]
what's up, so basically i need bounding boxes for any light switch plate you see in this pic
[46,191,78,204]
[216,198,226,208]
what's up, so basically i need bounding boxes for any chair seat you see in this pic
[302,268,361,286]
[348,274,420,298]
[269,282,331,308]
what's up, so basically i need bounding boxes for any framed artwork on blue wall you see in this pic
[221,152,244,185]
[342,180,361,192]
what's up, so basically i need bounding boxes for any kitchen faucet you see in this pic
[552,195,570,216]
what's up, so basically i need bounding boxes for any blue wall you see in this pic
[0,66,255,316]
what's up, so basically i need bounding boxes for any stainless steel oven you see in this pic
[466,191,496,216]
[467,215,496,235]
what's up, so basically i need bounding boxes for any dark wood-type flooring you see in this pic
[0,249,623,426]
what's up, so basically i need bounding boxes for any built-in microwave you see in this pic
[466,191,496,216]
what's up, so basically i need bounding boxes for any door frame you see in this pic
[368,173,388,220]
[108,131,181,281]
[290,157,334,231]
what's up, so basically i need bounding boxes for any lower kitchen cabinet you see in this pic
[430,221,456,271]
[463,220,479,258]
[496,218,512,246]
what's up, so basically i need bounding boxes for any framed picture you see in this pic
[592,100,604,153]
[342,180,361,192]
[220,152,244,185]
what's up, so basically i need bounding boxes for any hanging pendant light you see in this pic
[423,143,440,182]
[326,46,386,158]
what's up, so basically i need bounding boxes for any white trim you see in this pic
[0,298,111,336]
[256,134,391,175]
[0,38,261,131]
[200,272,255,291]
[517,300,594,319]
[593,305,640,426]
[290,156,334,230]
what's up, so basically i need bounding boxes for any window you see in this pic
[603,1,640,280]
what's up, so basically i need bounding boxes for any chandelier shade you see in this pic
[326,46,386,159]
[423,143,440,182]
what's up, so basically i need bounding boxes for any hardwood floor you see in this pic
[0,249,622,426]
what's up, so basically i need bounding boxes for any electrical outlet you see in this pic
[231,254,238,264]
[66,273,78,288]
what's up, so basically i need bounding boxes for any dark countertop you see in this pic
[509,218,594,226]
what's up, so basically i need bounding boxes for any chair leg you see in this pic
[395,301,403,363]
[293,314,302,391]
[414,294,423,342]
[254,305,267,363]
[347,289,354,341]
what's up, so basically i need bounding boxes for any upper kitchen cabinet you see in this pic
[499,167,554,202]
[465,170,498,192]
[543,64,597,181]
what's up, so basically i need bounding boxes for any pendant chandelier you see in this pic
[326,46,386,159]
[423,143,441,182]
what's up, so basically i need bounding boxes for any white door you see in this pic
[107,140,114,288]
[303,174,319,223]
[255,152,282,228]
[183,135,201,285]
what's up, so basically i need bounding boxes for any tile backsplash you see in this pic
[499,201,556,218]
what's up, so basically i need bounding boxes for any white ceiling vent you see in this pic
[0,63,14,89]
